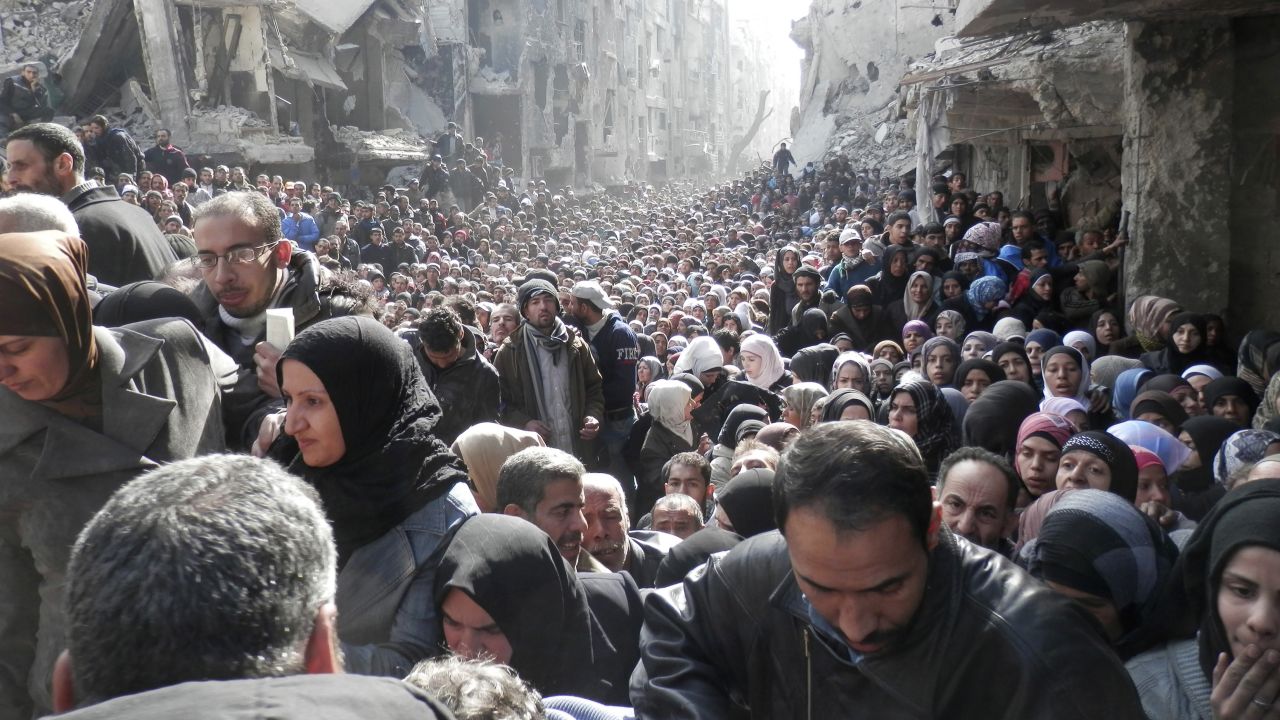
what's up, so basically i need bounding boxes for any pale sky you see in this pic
[730,0,810,94]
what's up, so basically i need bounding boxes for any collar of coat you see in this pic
[0,325,176,480]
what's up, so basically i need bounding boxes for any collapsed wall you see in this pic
[789,0,953,171]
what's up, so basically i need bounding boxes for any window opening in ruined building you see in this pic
[533,61,549,110]
[574,20,586,61]
[603,90,615,142]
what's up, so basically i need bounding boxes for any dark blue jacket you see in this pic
[585,312,639,414]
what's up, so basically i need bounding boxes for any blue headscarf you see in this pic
[1112,368,1155,421]
[966,275,1008,320]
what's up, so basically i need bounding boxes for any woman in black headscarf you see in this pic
[714,467,777,538]
[654,527,743,587]
[92,280,204,328]
[1141,313,1211,377]
[709,404,770,488]
[1203,377,1260,428]
[992,341,1036,388]
[775,307,830,357]
[955,358,1006,403]
[272,315,479,674]
[1171,415,1240,521]
[887,379,958,476]
[1126,480,1280,719]
[820,388,876,422]
[790,343,840,387]
[866,245,912,309]
[1056,431,1139,503]
[962,380,1039,458]
[434,514,637,704]
[828,284,891,352]
[767,245,803,334]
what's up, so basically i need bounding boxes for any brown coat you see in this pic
[493,323,604,461]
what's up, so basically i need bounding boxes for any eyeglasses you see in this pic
[192,242,279,270]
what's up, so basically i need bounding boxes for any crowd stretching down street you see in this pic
[4,103,1280,720]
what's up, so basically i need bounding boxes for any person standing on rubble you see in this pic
[86,114,144,180]
[143,128,191,186]
[0,64,55,135]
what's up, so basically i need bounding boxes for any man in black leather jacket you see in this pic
[631,422,1145,719]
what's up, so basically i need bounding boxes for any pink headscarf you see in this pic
[1014,412,1077,477]
[1130,445,1165,473]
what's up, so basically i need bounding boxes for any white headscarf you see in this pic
[740,333,786,389]
[646,380,694,444]
[673,336,724,377]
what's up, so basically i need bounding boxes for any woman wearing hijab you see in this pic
[789,344,840,388]
[1213,429,1280,489]
[1140,313,1212,376]
[1144,374,1203,420]
[901,320,933,363]
[1061,260,1112,325]
[1056,431,1140,503]
[713,468,777,538]
[434,514,637,704]
[775,307,830,358]
[954,358,1006,403]
[819,388,876,422]
[1024,490,1179,660]
[1016,413,1078,500]
[451,423,545,512]
[0,231,236,716]
[961,379,1038,457]
[91,279,205,328]
[637,380,698,514]
[738,334,790,392]
[1111,367,1155,422]
[1011,269,1055,328]
[271,316,479,674]
[781,382,829,430]
[921,336,961,388]
[831,351,872,394]
[947,274,1008,334]
[708,404,770,488]
[1203,377,1261,427]
[1124,295,1184,356]
[934,308,967,342]
[993,341,1036,387]
[959,330,999,361]
[938,269,969,305]
[654,526,744,587]
[1128,390,1189,436]
[1091,308,1126,357]
[755,421,800,451]
[1172,416,1241,521]
[874,339,906,365]
[1235,329,1280,398]
[887,379,958,476]
[767,245,803,335]
[633,356,663,412]
[1063,330,1098,363]
[866,245,912,309]
[1041,347,1099,426]
[1125,480,1280,719]
[886,270,939,331]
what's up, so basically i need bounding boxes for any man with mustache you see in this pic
[496,447,590,567]
[189,191,340,449]
[633,421,1145,718]
[580,473,679,588]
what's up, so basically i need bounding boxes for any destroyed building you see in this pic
[6,0,795,188]
[927,0,1280,331]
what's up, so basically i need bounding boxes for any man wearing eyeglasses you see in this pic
[190,191,338,449]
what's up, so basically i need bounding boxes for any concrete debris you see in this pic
[0,0,92,65]
[332,125,431,163]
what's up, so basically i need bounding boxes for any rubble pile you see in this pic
[332,125,431,163]
[0,0,92,65]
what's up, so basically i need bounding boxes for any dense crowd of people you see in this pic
[2,117,1280,720]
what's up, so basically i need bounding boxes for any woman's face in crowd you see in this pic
[941,278,963,300]
[908,275,930,304]
[1172,322,1202,355]
[1178,430,1203,469]
[877,345,903,364]
[903,331,926,354]
[935,315,956,340]
[961,370,991,403]
[1217,545,1280,662]
[1025,343,1046,375]
[890,253,909,277]
[654,335,668,355]
[1094,312,1121,345]
[926,348,955,387]
[782,251,799,274]
[872,365,894,395]
[958,260,980,280]
[281,360,346,468]
[997,352,1031,384]
[441,588,513,664]
[839,404,871,421]
[1017,436,1061,496]
[0,335,70,403]
[888,391,919,438]
[1214,394,1251,425]
[741,350,763,379]
[1135,465,1171,508]
[1056,450,1112,492]
[1206,317,1224,347]
[1170,385,1203,417]
[835,363,865,391]
[950,197,968,216]
[1033,277,1053,302]
[1043,354,1083,399]
[1136,411,1177,435]
[960,338,987,361]
[637,363,652,384]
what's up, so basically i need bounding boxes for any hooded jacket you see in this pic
[400,325,500,445]
[632,529,1145,719]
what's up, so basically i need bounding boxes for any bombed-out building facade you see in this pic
[15,0,791,188]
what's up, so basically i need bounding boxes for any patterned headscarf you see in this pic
[1127,295,1182,352]
[1060,431,1139,502]
[891,379,957,472]
[1214,429,1280,487]
[935,309,967,341]
[962,220,1004,254]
